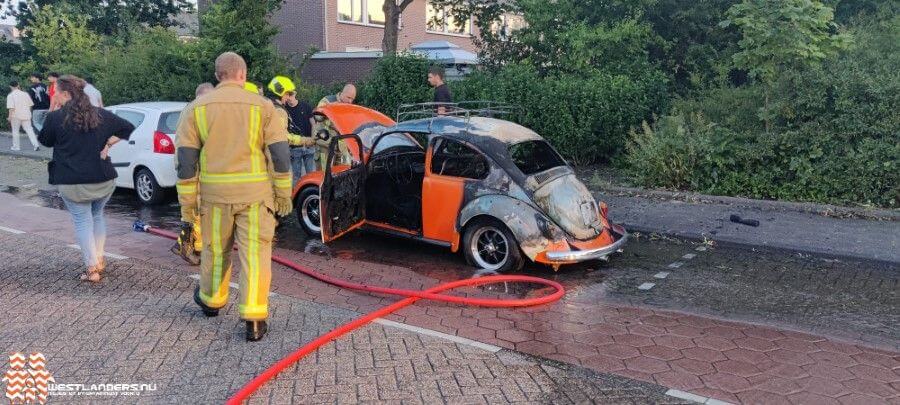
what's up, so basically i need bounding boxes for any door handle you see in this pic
[128,140,135,145]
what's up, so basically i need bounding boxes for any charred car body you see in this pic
[292,103,628,272]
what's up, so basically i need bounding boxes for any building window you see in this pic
[426,1,472,36]
[338,0,384,26]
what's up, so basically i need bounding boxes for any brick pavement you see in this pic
[0,231,685,404]
[0,191,898,404]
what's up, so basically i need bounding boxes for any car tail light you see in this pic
[599,201,609,219]
[153,131,175,154]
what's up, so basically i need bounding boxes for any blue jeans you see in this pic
[291,147,317,184]
[61,194,112,268]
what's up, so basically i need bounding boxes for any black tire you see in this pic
[462,217,524,273]
[295,186,322,236]
[134,168,166,206]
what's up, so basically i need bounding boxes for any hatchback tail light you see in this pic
[599,201,609,219]
[153,131,175,154]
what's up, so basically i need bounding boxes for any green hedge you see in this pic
[626,14,900,207]
[353,55,668,165]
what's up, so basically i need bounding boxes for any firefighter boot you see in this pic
[246,320,268,341]
[193,286,220,317]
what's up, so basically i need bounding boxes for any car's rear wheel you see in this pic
[295,186,322,236]
[134,168,166,205]
[463,218,524,273]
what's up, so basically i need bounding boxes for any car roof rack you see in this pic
[395,101,520,124]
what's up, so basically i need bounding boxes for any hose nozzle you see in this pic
[133,220,150,232]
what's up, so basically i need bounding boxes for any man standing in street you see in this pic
[175,52,293,342]
[6,81,40,152]
[315,83,356,170]
[428,66,452,115]
[27,74,49,110]
[83,77,103,108]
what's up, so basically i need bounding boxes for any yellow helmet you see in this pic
[268,76,296,97]
[244,82,260,94]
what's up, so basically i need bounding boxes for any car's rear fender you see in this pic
[457,194,567,261]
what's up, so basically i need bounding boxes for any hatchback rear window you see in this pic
[158,111,181,134]
[508,140,566,175]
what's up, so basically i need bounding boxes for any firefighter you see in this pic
[267,75,316,180]
[314,83,356,170]
[171,82,217,266]
[175,52,293,342]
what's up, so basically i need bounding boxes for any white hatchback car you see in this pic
[105,102,187,205]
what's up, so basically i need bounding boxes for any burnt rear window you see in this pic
[158,111,181,134]
[508,140,566,175]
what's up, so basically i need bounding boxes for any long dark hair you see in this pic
[57,75,100,132]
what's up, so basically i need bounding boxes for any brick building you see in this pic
[201,0,484,85]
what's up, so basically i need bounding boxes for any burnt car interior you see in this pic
[509,140,566,175]
[365,132,426,231]
[431,138,489,180]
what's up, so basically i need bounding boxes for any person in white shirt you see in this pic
[6,81,40,151]
[83,77,103,108]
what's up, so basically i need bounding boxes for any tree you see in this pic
[199,0,288,81]
[721,0,851,130]
[381,0,414,55]
[4,0,194,35]
[434,0,661,77]
[19,3,101,74]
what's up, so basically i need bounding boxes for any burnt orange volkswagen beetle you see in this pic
[292,103,627,272]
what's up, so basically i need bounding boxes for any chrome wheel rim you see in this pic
[470,226,509,271]
[136,173,153,202]
[301,193,321,233]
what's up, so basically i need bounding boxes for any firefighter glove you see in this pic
[274,196,293,217]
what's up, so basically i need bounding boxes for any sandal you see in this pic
[79,266,102,283]
[96,257,106,274]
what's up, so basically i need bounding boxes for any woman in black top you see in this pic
[38,75,135,282]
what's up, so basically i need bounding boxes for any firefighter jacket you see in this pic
[175,82,293,206]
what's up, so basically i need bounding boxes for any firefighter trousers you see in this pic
[197,200,275,321]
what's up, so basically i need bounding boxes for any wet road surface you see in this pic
[6,188,898,349]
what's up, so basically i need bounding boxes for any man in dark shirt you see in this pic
[428,66,452,115]
[285,95,317,180]
[27,73,50,110]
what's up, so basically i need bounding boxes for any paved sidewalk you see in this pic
[0,231,681,404]
[595,191,900,264]
[1,191,897,404]
[0,131,52,160]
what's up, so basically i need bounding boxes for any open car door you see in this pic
[320,134,366,243]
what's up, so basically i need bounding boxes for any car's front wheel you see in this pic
[462,218,524,273]
[295,186,322,236]
[134,168,166,205]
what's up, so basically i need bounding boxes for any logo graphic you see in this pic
[3,353,54,404]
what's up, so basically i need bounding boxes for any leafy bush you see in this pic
[453,64,668,164]
[96,28,210,105]
[626,12,900,207]
[357,54,432,119]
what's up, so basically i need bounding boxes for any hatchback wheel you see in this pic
[135,168,165,205]
[295,187,322,236]
[463,218,523,273]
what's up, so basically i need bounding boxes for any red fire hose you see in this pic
[139,225,565,404]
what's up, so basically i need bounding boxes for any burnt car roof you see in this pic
[389,116,543,146]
